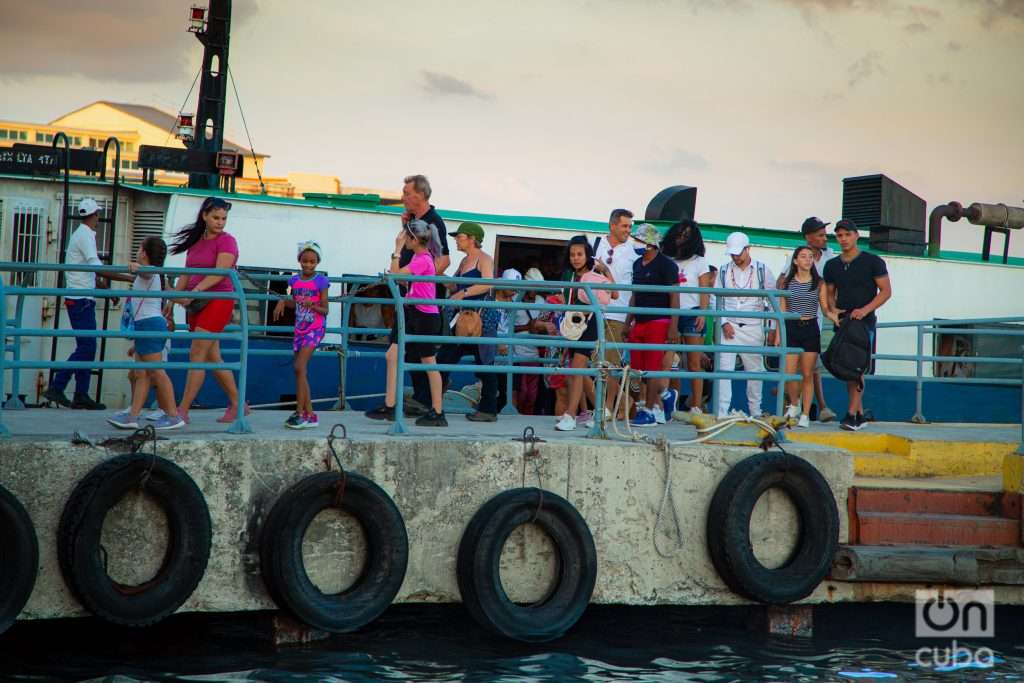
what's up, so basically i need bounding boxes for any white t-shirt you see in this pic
[513,301,541,360]
[593,236,640,322]
[65,224,103,298]
[131,273,163,321]
[674,255,710,310]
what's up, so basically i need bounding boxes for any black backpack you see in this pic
[823,317,872,389]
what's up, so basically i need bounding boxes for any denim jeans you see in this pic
[52,298,97,395]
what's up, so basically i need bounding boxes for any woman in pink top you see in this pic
[364,219,447,427]
[168,196,248,424]
[556,235,616,432]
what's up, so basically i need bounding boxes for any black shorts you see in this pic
[785,318,821,353]
[389,306,441,360]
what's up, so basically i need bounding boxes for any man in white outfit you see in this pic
[716,232,776,417]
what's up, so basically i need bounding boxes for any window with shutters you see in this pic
[10,204,44,286]
[130,209,165,258]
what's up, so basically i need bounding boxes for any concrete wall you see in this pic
[3,435,862,622]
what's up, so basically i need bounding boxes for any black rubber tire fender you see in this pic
[0,483,39,635]
[456,487,597,642]
[259,471,409,633]
[57,453,212,626]
[706,450,839,604]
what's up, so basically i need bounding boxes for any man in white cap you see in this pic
[715,231,776,417]
[44,198,131,409]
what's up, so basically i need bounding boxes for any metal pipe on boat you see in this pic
[963,202,1024,229]
[927,201,963,258]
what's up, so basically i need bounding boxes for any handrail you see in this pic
[0,262,251,435]
[1,263,1021,447]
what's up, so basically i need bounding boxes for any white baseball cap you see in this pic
[77,197,100,217]
[524,267,544,281]
[725,231,750,256]
[501,268,523,281]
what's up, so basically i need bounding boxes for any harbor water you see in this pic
[2,605,1023,682]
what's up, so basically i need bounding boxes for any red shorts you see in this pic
[628,318,671,371]
[187,298,235,333]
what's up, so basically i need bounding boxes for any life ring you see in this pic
[457,487,596,642]
[0,484,38,635]
[706,450,838,604]
[57,453,212,626]
[260,471,408,633]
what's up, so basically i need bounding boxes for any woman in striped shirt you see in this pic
[778,246,830,428]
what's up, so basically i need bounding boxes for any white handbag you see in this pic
[559,284,591,341]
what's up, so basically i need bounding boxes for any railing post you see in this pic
[337,282,352,410]
[1018,345,1023,456]
[911,324,926,423]
[587,282,606,438]
[3,294,26,410]
[385,275,408,435]
[227,272,253,434]
[0,278,9,437]
[711,289,723,416]
[770,292,786,418]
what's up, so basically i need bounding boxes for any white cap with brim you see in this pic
[77,197,100,217]
[524,267,544,281]
[725,231,750,256]
[501,268,523,281]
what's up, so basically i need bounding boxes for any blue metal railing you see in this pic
[2,262,1022,450]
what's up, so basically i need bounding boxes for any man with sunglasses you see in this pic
[592,208,640,418]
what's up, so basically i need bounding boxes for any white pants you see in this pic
[717,323,765,417]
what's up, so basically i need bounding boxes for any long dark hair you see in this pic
[660,218,705,260]
[140,236,168,291]
[783,245,821,290]
[564,235,595,275]
[170,196,232,255]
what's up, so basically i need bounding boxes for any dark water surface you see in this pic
[1,605,1022,682]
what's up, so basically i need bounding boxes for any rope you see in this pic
[325,423,348,507]
[653,438,684,558]
[227,66,266,194]
[517,426,545,522]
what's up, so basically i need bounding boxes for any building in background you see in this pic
[1,101,397,201]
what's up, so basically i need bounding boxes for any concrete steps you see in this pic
[848,486,1022,547]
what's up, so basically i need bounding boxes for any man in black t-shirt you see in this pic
[822,219,892,431]
[398,175,452,414]
[625,223,680,426]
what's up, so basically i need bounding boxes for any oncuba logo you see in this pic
[915,589,994,638]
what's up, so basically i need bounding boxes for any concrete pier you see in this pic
[2,409,1023,624]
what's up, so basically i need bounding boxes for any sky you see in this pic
[2,0,1024,254]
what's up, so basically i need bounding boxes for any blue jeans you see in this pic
[52,298,97,395]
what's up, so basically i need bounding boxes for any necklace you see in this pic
[729,263,755,289]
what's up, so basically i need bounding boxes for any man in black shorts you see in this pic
[823,219,892,431]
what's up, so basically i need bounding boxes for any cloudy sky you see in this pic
[3,0,1023,253]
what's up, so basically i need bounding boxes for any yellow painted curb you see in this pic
[1004,453,1024,493]
[787,431,1018,480]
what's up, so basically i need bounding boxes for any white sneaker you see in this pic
[651,405,667,425]
[689,406,703,415]
[784,404,800,419]
[555,414,576,432]
[797,414,810,429]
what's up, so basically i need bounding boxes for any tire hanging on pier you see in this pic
[57,453,212,627]
[706,450,838,604]
[457,487,597,642]
[0,484,39,635]
[259,471,409,633]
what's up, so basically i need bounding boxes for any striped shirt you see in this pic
[786,278,820,318]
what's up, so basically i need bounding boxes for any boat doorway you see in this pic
[493,235,568,282]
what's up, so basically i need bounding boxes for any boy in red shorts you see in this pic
[626,224,679,426]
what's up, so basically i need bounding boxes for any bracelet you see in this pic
[391,254,400,260]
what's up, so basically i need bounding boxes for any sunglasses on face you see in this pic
[203,198,232,211]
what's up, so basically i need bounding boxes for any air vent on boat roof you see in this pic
[645,186,697,223]
[842,174,927,255]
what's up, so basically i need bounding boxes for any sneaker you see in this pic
[661,389,678,417]
[797,414,810,429]
[152,414,185,431]
[784,404,801,420]
[416,409,448,427]
[285,412,306,429]
[689,406,704,415]
[365,404,395,421]
[856,413,868,430]
[216,401,252,424]
[302,412,319,429]
[144,409,166,421]
[107,410,140,429]
[403,401,427,417]
[466,411,497,423]
[840,413,859,431]
[72,393,106,410]
[818,407,836,423]
[575,410,593,426]
[651,405,667,425]
[43,386,71,408]
[630,410,656,427]
[555,413,576,432]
